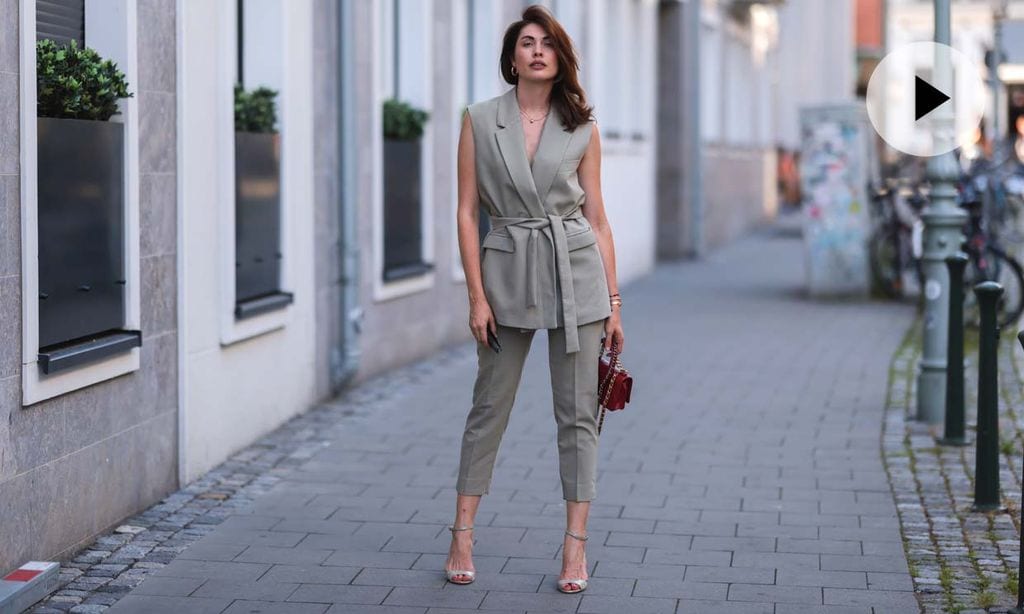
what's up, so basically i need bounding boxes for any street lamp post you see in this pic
[992,0,1008,140]
[917,0,968,424]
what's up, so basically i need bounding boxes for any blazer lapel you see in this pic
[494,87,546,218]
[531,108,572,205]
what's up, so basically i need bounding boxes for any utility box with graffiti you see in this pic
[799,105,877,297]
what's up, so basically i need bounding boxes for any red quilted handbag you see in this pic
[597,340,632,435]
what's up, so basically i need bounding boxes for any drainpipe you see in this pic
[685,0,704,257]
[332,0,363,391]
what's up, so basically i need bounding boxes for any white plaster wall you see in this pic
[774,0,856,149]
[584,0,658,285]
[177,0,317,482]
[601,144,657,282]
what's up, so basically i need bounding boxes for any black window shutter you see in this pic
[37,0,85,47]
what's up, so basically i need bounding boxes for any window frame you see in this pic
[20,0,142,406]
[373,0,436,302]
[218,0,296,345]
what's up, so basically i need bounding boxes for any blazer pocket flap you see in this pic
[566,228,597,251]
[481,232,515,252]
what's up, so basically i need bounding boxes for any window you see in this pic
[20,0,142,402]
[233,0,292,319]
[36,0,84,46]
[374,0,435,299]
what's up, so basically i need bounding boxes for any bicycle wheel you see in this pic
[963,245,1024,329]
[869,225,903,299]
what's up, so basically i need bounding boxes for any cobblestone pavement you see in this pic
[884,318,1024,613]
[30,216,919,613]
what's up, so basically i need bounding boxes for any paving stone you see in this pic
[380,587,486,609]
[675,600,774,614]
[822,587,920,609]
[819,555,909,574]
[727,583,822,604]
[577,594,677,613]
[477,590,579,612]
[259,565,361,585]
[775,569,866,589]
[222,602,328,614]
[234,546,333,566]
[683,566,774,584]
[105,595,232,614]
[631,578,727,600]
[191,580,300,601]
[731,552,821,571]
[128,576,205,597]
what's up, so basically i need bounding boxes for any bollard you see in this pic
[973,281,1003,511]
[1009,331,1024,614]
[1007,333,1024,614]
[940,253,969,446]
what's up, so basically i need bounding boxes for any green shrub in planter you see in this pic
[383,98,429,140]
[235,84,278,133]
[37,39,132,121]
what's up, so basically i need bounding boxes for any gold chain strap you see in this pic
[597,343,621,435]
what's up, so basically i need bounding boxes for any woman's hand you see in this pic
[603,308,624,354]
[469,298,497,345]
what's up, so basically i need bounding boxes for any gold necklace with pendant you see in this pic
[518,105,550,124]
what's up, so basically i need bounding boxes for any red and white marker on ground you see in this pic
[1,562,59,614]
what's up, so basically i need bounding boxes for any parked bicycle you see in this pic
[867,177,926,299]
[868,159,1024,329]
[958,155,1024,329]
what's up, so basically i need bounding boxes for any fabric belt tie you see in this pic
[488,210,582,354]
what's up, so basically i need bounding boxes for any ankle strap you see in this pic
[565,529,589,541]
[449,525,474,532]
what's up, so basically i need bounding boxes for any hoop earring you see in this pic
[511,65,518,76]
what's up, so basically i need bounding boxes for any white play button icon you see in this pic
[866,42,986,157]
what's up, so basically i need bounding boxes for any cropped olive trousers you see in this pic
[455,319,605,501]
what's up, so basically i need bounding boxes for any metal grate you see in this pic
[36,0,85,47]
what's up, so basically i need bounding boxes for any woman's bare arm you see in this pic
[577,121,624,351]
[456,110,495,343]
[578,121,619,296]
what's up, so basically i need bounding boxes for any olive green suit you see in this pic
[455,86,611,501]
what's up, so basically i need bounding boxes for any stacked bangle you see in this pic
[609,292,622,308]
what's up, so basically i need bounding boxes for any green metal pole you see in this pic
[940,253,969,446]
[917,0,967,424]
[1010,330,1024,614]
[973,281,1003,511]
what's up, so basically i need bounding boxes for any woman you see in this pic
[445,5,625,595]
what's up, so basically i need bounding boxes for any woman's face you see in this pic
[512,22,559,84]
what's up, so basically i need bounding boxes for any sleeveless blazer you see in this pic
[466,86,611,354]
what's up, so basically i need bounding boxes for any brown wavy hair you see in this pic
[500,5,594,132]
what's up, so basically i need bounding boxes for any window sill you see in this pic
[383,261,434,283]
[235,291,295,320]
[220,290,294,347]
[38,330,142,375]
[23,342,141,407]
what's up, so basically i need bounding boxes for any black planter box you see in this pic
[383,137,432,281]
[235,131,290,315]
[37,117,127,350]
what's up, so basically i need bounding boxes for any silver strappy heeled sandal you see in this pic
[557,529,589,593]
[444,525,476,585]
